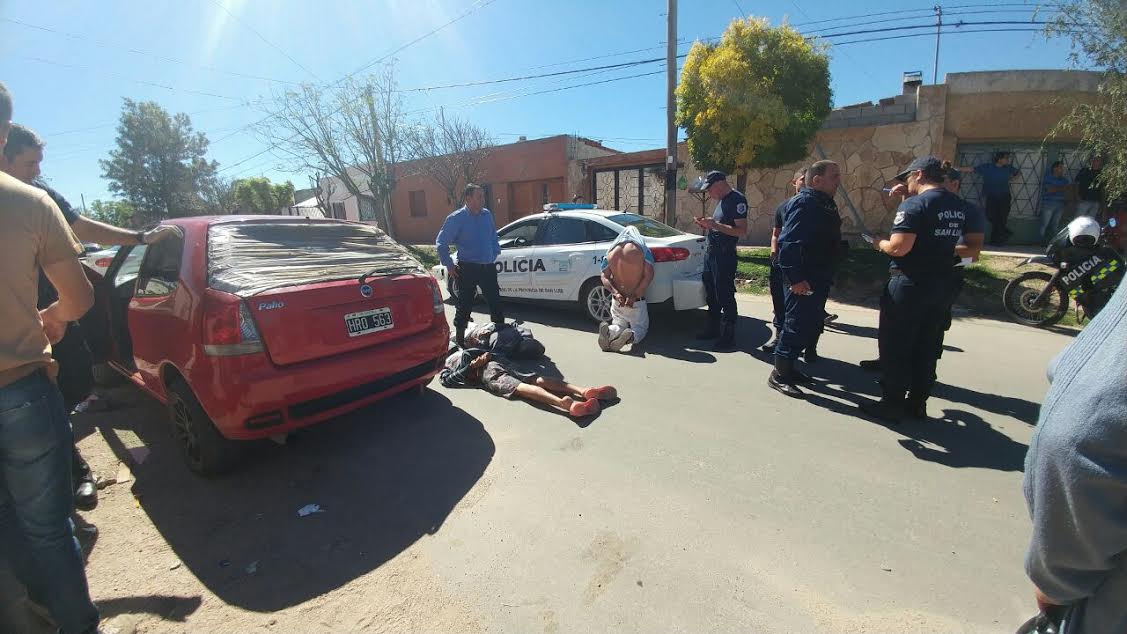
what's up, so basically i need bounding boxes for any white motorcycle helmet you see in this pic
[1067,216,1101,248]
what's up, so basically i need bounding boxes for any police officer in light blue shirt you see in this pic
[436,183,503,347]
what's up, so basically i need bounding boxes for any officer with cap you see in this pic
[861,156,967,421]
[694,170,748,351]
[769,160,843,398]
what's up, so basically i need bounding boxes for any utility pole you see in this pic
[933,5,942,84]
[664,0,678,226]
[80,193,87,215]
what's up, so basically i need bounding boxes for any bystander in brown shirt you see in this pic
[0,171,83,387]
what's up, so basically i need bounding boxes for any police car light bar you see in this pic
[544,203,599,211]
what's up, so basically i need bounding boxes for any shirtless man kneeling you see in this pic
[598,226,654,352]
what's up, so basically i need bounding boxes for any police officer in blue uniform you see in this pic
[861,156,967,421]
[694,171,748,351]
[769,160,843,398]
[764,168,805,353]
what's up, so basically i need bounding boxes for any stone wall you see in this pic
[670,85,947,243]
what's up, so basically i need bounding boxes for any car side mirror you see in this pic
[499,238,516,250]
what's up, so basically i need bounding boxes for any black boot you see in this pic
[905,393,928,420]
[762,331,780,353]
[767,357,805,398]
[455,327,466,349]
[714,322,736,351]
[695,316,721,340]
[860,393,905,423]
[803,348,820,363]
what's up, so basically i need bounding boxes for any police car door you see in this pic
[533,216,612,301]
[494,217,542,299]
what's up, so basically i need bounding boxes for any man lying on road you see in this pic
[441,349,616,418]
[598,226,654,353]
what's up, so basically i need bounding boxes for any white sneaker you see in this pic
[598,322,612,351]
[608,328,635,352]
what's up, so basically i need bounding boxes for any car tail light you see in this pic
[428,277,444,315]
[651,247,691,262]
[94,257,113,268]
[202,290,264,356]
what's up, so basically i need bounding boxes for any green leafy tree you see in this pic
[88,199,136,227]
[99,99,219,223]
[1047,1,1127,200]
[676,18,832,185]
[231,177,296,214]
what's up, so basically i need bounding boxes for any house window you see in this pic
[409,190,427,217]
[358,197,377,221]
[330,202,346,220]
[540,183,550,205]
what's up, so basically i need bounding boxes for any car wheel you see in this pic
[580,279,613,323]
[92,363,124,386]
[166,379,242,476]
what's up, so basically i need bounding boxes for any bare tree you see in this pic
[403,110,493,205]
[309,171,335,218]
[257,65,405,237]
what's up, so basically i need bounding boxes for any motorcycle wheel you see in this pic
[1003,271,1069,327]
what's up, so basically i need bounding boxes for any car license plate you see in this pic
[344,307,394,337]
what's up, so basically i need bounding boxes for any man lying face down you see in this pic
[440,348,616,418]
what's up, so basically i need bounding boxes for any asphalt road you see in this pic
[398,294,1065,633]
[69,293,1071,633]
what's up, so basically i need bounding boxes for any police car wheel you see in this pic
[580,279,613,323]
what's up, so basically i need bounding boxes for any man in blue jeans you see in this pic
[0,81,100,634]
[1041,161,1070,245]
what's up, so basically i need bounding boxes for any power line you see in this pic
[731,0,747,16]
[816,19,1059,39]
[832,26,1078,47]
[400,56,669,92]
[208,0,321,82]
[345,0,499,80]
[789,2,1062,28]
[16,55,247,101]
[1,17,299,85]
[803,7,1058,35]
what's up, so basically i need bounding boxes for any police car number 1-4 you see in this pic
[344,307,394,337]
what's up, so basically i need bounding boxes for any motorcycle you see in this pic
[1003,218,1124,328]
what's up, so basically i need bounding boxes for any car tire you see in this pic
[166,379,243,476]
[579,278,613,323]
[92,363,125,386]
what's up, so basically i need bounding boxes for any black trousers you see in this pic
[53,323,94,485]
[769,260,786,332]
[703,248,738,325]
[984,193,1013,244]
[776,278,830,360]
[453,262,504,332]
[877,273,958,402]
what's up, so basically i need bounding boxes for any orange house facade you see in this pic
[323,135,619,244]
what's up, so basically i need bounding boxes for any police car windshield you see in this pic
[607,214,681,238]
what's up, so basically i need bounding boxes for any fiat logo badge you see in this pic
[360,284,373,298]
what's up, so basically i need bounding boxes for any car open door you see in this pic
[493,217,543,299]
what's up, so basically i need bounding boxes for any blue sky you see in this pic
[1,0,1079,208]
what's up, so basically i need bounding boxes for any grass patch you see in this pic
[731,247,1073,325]
[407,245,440,268]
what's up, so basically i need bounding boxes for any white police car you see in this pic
[432,203,707,322]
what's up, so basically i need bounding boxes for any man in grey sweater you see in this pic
[1023,281,1127,633]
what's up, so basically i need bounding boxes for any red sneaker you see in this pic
[583,386,617,401]
[569,398,601,417]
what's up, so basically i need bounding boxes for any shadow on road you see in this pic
[87,387,493,613]
[897,408,1029,472]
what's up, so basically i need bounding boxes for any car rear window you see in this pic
[208,220,425,297]
[607,214,682,238]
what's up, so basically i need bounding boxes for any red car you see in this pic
[83,216,449,475]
